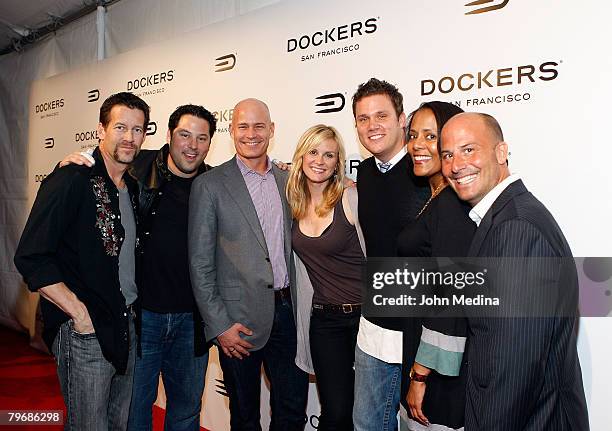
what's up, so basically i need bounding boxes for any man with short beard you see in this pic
[59,104,218,431]
[15,92,149,430]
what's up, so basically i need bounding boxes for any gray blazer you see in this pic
[188,156,293,351]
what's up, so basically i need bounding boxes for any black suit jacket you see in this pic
[465,180,589,431]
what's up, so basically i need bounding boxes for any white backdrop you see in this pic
[22,0,612,429]
[0,0,281,344]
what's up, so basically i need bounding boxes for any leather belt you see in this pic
[312,303,361,314]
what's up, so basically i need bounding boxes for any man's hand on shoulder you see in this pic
[59,151,95,168]
[271,159,291,171]
[344,178,356,188]
[217,322,254,359]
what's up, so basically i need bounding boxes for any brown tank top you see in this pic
[292,199,364,305]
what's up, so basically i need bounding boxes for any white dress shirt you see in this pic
[469,174,520,227]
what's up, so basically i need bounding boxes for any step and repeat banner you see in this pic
[27,0,610,429]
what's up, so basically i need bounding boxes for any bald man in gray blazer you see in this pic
[188,98,308,430]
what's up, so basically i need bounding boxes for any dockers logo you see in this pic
[465,0,510,15]
[212,109,233,134]
[146,121,157,136]
[315,93,345,114]
[87,89,100,102]
[34,99,64,113]
[421,61,559,95]
[422,61,560,108]
[288,17,377,62]
[75,129,99,150]
[75,130,98,143]
[213,109,233,123]
[126,70,174,91]
[215,54,236,72]
[288,18,377,51]
[44,137,54,149]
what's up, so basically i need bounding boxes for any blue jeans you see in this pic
[219,294,309,431]
[128,310,208,431]
[52,317,136,431]
[353,345,401,431]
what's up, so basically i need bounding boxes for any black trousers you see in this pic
[309,308,360,431]
[219,295,309,431]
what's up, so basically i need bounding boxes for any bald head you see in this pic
[232,98,271,126]
[230,98,275,172]
[440,112,510,207]
[442,113,503,146]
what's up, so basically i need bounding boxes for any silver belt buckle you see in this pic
[342,304,352,314]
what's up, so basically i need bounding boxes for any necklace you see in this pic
[416,182,447,219]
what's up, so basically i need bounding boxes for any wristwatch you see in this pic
[409,368,428,383]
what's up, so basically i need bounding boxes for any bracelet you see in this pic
[409,367,428,383]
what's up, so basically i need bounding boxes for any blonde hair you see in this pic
[286,124,346,220]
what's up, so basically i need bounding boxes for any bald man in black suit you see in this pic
[439,112,589,431]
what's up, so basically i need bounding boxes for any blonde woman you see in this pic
[287,125,365,431]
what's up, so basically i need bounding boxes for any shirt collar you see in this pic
[236,155,272,177]
[469,173,520,226]
[374,147,407,172]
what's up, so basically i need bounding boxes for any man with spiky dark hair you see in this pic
[127,104,216,431]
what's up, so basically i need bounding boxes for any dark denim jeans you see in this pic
[128,310,208,431]
[219,294,309,431]
[309,309,360,431]
[52,317,136,431]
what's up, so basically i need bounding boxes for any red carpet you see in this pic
[0,326,207,431]
[0,326,64,431]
